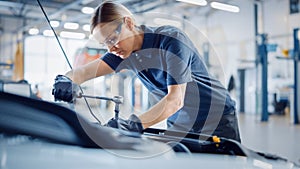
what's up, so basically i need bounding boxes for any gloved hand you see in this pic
[52,75,79,103]
[105,114,144,133]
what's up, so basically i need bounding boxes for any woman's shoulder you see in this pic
[143,25,183,36]
[147,25,189,44]
[155,25,182,33]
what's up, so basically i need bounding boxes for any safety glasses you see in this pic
[102,22,123,47]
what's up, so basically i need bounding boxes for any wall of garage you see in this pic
[0,17,21,74]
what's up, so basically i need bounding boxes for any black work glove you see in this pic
[105,114,144,133]
[52,75,79,103]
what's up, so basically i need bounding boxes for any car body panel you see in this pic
[0,91,299,169]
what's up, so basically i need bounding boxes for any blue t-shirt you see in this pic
[101,25,236,132]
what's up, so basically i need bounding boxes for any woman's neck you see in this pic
[132,26,144,51]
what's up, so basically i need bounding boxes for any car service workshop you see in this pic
[0,0,300,168]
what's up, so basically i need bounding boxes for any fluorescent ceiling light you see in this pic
[64,22,79,30]
[176,0,207,6]
[82,24,90,32]
[60,31,86,39]
[210,2,240,13]
[28,28,39,35]
[50,20,60,28]
[43,30,54,37]
[81,7,94,14]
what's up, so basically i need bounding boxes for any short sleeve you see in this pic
[165,39,193,85]
[101,53,124,72]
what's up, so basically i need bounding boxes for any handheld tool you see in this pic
[78,93,123,121]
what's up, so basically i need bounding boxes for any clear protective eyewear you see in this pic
[102,21,123,47]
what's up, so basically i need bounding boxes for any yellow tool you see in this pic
[212,135,221,147]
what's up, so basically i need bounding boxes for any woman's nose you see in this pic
[107,44,119,53]
[108,45,116,53]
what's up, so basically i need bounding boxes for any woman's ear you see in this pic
[124,17,134,31]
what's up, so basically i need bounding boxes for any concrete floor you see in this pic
[238,113,300,165]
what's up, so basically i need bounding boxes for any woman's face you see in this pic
[92,18,137,59]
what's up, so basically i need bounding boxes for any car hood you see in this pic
[0,135,298,169]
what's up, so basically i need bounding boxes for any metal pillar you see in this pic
[131,76,137,112]
[238,69,245,113]
[293,28,299,124]
[258,34,269,121]
[254,2,261,116]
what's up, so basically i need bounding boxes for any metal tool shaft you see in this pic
[79,94,123,121]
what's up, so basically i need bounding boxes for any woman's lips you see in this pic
[115,51,124,56]
[112,50,127,58]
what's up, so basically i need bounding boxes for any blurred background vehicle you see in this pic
[73,47,107,68]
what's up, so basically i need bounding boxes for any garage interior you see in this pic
[0,0,300,167]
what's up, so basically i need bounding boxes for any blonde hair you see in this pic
[90,1,133,34]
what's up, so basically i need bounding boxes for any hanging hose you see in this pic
[36,0,102,124]
[166,141,192,154]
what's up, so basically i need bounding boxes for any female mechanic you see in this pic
[52,1,241,142]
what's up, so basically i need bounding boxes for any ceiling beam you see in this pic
[13,0,84,33]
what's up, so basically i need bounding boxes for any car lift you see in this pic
[255,2,299,123]
[256,28,300,124]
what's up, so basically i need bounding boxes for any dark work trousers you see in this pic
[212,112,241,143]
[167,111,241,143]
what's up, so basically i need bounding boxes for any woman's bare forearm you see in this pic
[65,59,114,85]
[139,83,186,129]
